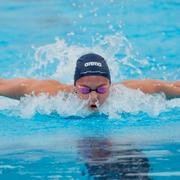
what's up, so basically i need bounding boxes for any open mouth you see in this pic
[90,104,97,109]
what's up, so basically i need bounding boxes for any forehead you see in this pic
[76,76,109,86]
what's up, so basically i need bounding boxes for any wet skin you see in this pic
[75,76,110,110]
[0,78,179,107]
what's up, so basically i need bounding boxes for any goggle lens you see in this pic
[96,86,107,94]
[79,87,91,94]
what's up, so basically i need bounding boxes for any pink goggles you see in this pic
[78,85,108,94]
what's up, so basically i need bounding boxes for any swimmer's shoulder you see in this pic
[23,79,74,96]
[114,79,156,91]
[0,78,74,99]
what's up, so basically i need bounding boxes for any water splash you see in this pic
[0,34,179,119]
[99,84,180,119]
[16,93,90,118]
[29,34,144,83]
[0,85,179,119]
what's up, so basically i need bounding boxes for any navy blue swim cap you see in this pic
[74,53,111,85]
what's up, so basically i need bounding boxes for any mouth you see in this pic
[89,104,98,110]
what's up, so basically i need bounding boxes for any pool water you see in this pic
[0,0,180,179]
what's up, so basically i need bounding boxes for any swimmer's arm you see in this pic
[121,79,180,99]
[0,78,72,100]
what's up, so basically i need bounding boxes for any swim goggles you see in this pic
[77,85,108,94]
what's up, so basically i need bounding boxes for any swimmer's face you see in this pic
[75,76,110,110]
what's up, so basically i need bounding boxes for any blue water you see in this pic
[0,0,180,179]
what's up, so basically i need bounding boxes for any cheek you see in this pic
[77,93,89,100]
[75,89,89,100]
[99,92,109,103]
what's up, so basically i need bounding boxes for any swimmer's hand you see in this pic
[121,79,180,99]
[0,78,73,100]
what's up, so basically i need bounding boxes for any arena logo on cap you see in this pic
[84,62,102,67]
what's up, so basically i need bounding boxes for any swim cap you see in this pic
[74,53,111,85]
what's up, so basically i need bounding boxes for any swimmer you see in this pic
[0,53,180,110]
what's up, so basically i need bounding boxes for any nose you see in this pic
[89,91,98,103]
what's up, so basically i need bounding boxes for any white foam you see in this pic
[29,34,142,83]
[16,92,90,118]
[99,84,180,119]
[0,97,19,110]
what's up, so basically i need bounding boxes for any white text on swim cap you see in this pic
[84,62,102,67]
